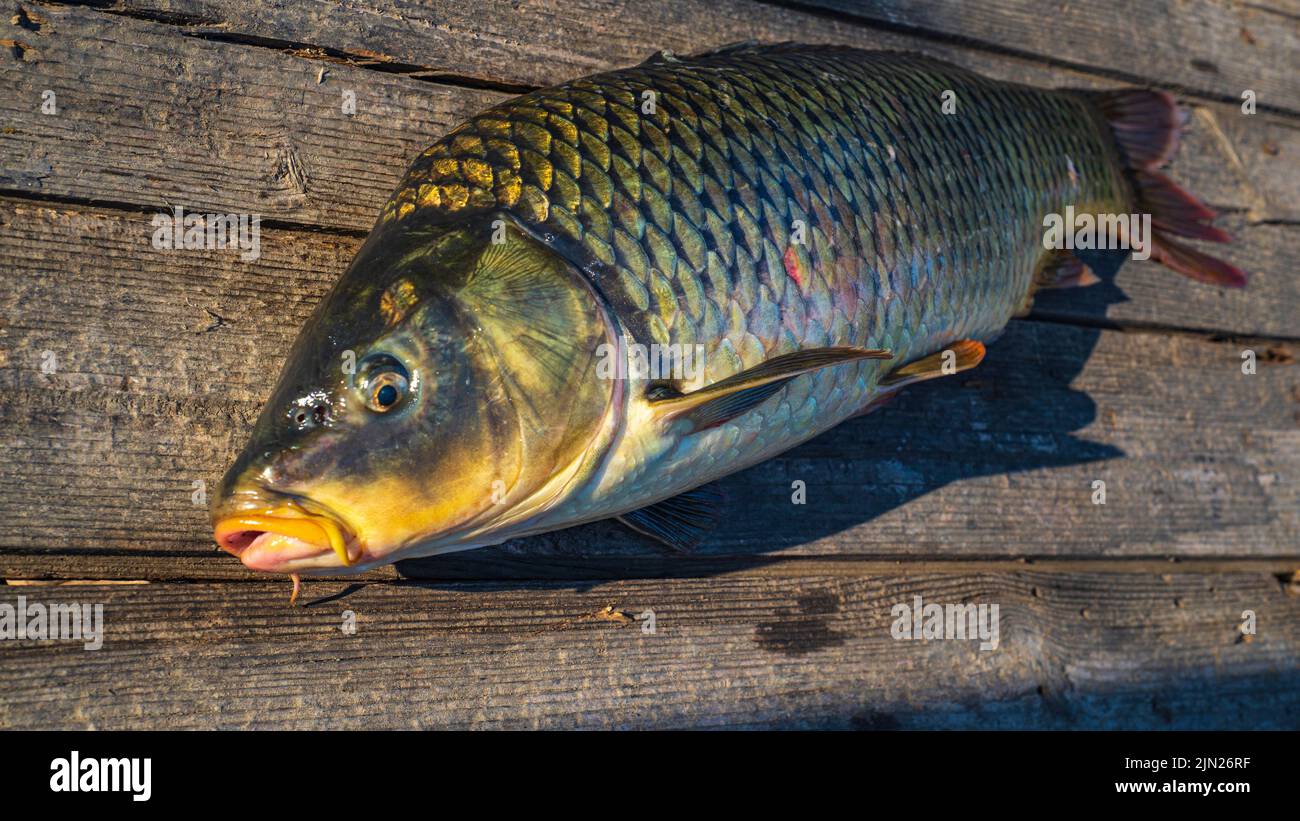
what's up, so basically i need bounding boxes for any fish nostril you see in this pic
[291,403,329,429]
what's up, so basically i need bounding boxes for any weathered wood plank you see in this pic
[791,0,1300,114]
[95,0,1300,116]
[2,1,1296,234]
[1,573,1296,729]
[0,2,508,228]
[1,3,1292,362]
[3,310,1296,574]
[1,197,1295,580]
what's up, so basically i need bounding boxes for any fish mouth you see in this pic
[214,500,360,573]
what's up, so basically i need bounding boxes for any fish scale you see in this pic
[383,47,1124,398]
[376,46,1128,512]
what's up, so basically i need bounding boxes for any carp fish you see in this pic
[212,44,1245,586]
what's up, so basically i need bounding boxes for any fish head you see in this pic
[212,215,619,574]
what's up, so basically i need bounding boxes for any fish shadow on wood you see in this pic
[398,253,1134,586]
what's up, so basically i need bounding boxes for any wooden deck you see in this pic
[1,0,1297,729]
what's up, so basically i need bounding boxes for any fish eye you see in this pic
[359,355,410,413]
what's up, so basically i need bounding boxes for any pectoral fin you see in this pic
[880,340,985,389]
[617,485,725,553]
[650,346,892,432]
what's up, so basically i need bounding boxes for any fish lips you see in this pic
[213,503,361,573]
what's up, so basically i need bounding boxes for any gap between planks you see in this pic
[6,556,1300,585]
[48,2,541,96]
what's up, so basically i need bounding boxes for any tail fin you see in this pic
[1083,89,1247,288]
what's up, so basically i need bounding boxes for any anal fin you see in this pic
[880,340,985,389]
[617,485,724,553]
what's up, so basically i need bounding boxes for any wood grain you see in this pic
[0,2,507,229]
[2,4,1291,350]
[1,573,1295,729]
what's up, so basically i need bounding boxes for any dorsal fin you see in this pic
[644,42,844,66]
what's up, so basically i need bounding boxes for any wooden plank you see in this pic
[2,2,1296,235]
[792,0,1300,114]
[1,573,1296,729]
[0,2,508,229]
[94,0,1300,116]
[1,200,1296,580]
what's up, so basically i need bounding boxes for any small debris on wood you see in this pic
[532,603,636,634]
[11,7,44,32]
[583,604,636,625]
[202,307,230,333]
[2,39,31,60]
[1278,571,1300,598]
[1259,345,1294,365]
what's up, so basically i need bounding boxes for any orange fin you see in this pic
[880,340,985,389]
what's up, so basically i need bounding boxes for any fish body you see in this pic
[212,45,1244,575]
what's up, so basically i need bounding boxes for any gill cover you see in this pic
[441,222,618,531]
